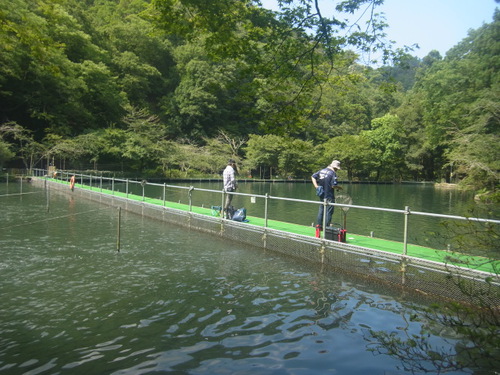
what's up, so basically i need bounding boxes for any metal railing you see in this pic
[31,168,500,255]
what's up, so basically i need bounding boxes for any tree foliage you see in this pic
[0,0,498,194]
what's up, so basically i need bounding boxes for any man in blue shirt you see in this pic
[311,160,341,231]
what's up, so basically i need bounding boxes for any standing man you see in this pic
[223,159,238,218]
[69,175,76,191]
[311,160,342,232]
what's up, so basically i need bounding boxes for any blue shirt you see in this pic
[312,167,338,200]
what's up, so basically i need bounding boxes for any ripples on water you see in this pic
[0,184,475,374]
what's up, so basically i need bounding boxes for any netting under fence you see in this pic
[34,178,500,306]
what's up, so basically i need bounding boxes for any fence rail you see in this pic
[27,168,499,253]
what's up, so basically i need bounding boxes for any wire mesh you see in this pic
[32,177,500,307]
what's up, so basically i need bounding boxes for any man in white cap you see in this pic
[311,160,342,232]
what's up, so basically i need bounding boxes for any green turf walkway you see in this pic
[57,179,498,274]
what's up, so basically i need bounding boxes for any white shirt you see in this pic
[223,165,236,191]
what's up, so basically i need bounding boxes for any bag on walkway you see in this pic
[232,207,247,222]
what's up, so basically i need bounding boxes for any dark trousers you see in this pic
[316,198,334,228]
[224,189,235,218]
[224,188,234,209]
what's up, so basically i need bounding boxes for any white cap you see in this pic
[330,160,341,169]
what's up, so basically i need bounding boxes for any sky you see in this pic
[260,0,498,59]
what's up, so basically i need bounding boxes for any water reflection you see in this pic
[367,300,500,374]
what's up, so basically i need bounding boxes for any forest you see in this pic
[0,0,498,197]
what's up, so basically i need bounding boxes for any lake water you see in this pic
[0,181,494,374]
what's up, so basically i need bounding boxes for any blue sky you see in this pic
[260,0,498,59]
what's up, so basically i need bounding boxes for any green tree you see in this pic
[151,0,393,137]
[171,53,239,138]
[161,39,259,140]
[202,131,247,175]
[410,11,500,186]
[0,122,45,170]
[121,108,169,173]
[362,114,407,180]
[0,140,15,168]
[90,1,175,110]
[67,129,127,171]
[169,143,206,177]
[244,134,285,179]
[0,0,127,136]
[322,134,377,181]
[312,62,374,141]
[278,138,317,178]
[392,91,432,181]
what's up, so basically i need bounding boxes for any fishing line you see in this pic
[0,206,114,231]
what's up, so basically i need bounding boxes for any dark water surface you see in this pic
[0,182,487,374]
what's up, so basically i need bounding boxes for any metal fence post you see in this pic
[322,199,327,239]
[189,186,193,211]
[264,193,269,227]
[45,176,50,212]
[163,183,166,207]
[126,179,129,198]
[221,190,226,218]
[403,206,410,256]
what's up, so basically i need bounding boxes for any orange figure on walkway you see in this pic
[69,175,76,191]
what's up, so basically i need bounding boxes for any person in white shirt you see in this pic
[223,159,238,218]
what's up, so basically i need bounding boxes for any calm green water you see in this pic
[0,182,492,374]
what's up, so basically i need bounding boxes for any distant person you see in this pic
[311,160,342,231]
[223,159,238,218]
[70,175,76,191]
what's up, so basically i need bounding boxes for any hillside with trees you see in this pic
[0,0,498,196]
